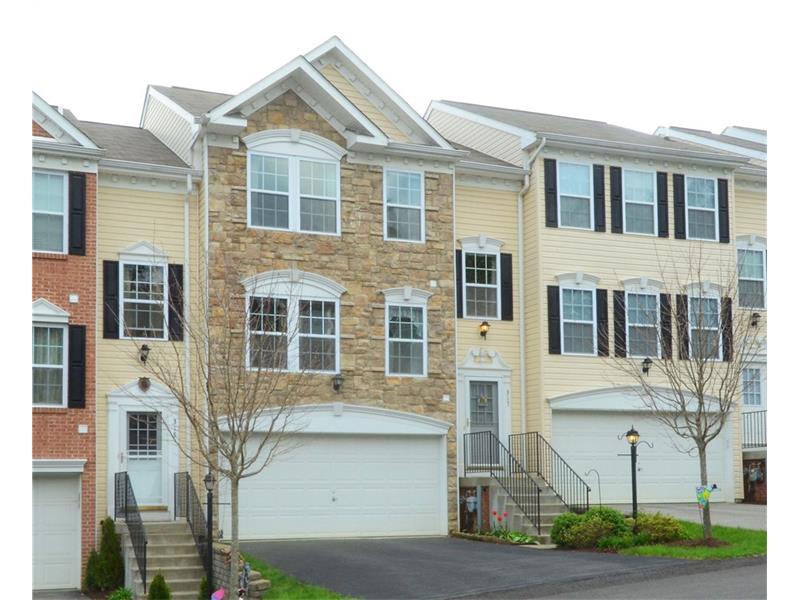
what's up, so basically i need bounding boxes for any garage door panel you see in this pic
[33,475,81,590]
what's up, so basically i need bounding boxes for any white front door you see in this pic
[126,412,164,505]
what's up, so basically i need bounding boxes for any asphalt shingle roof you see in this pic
[151,85,233,117]
[76,120,189,168]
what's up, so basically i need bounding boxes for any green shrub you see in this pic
[583,506,629,536]
[109,588,135,600]
[635,512,685,543]
[198,575,210,600]
[82,549,101,591]
[597,534,635,551]
[550,512,582,546]
[148,572,172,599]
[569,516,616,548]
[97,517,124,590]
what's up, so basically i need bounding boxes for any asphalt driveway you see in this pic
[241,536,692,599]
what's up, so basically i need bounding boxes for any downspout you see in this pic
[517,137,546,433]
[183,173,192,473]
[451,164,460,532]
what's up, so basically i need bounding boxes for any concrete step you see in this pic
[132,575,203,594]
[145,532,197,545]
[146,541,199,555]
[142,521,192,534]
[148,553,204,569]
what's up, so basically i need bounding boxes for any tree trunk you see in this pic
[229,479,240,597]
[698,445,713,540]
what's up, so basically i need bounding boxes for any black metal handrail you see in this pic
[174,472,208,567]
[742,410,767,448]
[115,472,147,594]
[509,432,590,513]
[464,431,541,533]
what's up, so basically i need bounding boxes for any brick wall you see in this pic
[32,172,97,571]
[32,120,52,138]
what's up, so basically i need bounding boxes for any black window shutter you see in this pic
[722,297,733,361]
[500,253,513,321]
[544,159,558,228]
[660,293,672,359]
[547,285,561,355]
[610,166,623,233]
[67,325,86,409]
[657,172,669,238]
[596,288,608,356]
[168,264,184,341]
[676,294,689,359]
[68,172,87,256]
[718,179,730,244]
[613,290,627,357]
[455,250,463,318]
[593,165,606,232]
[673,174,686,240]
[103,260,120,339]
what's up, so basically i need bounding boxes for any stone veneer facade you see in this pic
[205,90,458,528]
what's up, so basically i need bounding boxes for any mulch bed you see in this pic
[451,532,538,546]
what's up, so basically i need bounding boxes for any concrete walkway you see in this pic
[608,502,767,530]
[33,592,87,599]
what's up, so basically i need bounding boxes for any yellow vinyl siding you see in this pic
[455,185,523,431]
[95,183,199,520]
[733,185,766,238]
[319,64,410,143]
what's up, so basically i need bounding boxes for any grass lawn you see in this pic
[620,519,766,559]
[243,553,353,599]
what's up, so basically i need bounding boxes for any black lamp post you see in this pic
[624,426,640,519]
[203,472,215,592]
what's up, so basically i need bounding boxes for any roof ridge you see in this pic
[440,99,608,125]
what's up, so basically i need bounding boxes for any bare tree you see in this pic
[606,244,764,540]
[122,269,321,594]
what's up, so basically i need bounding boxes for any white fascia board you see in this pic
[425,100,538,149]
[32,92,99,150]
[306,37,454,150]
[455,161,528,178]
[140,85,200,129]
[32,139,104,160]
[348,139,466,162]
[655,127,767,161]
[98,158,200,179]
[32,458,87,473]
[722,126,767,145]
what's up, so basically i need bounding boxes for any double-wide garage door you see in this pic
[223,433,447,539]
[553,411,732,504]
[33,475,81,590]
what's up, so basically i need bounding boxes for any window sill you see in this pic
[33,405,69,412]
[32,252,68,261]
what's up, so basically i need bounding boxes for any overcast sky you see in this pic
[32,1,768,136]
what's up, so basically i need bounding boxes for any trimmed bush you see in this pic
[583,506,629,536]
[109,588,135,600]
[148,572,172,599]
[550,512,582,547]
[98,517,124,590]
[82,549,101,592]
[198,575,210,600]
[552,507,634,549]
[635,512,685,543]
[569,516,616,548]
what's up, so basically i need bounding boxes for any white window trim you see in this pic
[622,169,658,236]
[32,322,68,408]
[625,291,661,359]
[687,282,723,361]
[119,260,169,341]
[742,366,764,407]
[556,272,599,357]
[460,235,505,321]
[736,235,767,310]
[685,176,719,242]
[621,277,663,359]
[556,160,594,231]
[383,168,426,244]
[32,169,68,254]
[382,287,432,378]
[244,130,344,237]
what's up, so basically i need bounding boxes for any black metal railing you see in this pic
[742,410,767,448]
[464,431,541,533]
[174,472,208,567]
[509,432,590,513]
[115,472,147,594]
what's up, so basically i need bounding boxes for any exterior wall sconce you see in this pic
[641,357,653,375]
[332,373,344,392]
[479,321,490,339]
[751,312,761,328]
[139,344,151,364]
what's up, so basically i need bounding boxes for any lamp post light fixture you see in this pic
[332,373,344,393]
[203,472,215,593]
[479,321,490,339]
[641,357,652,376]
[621,425,652,520]
[139,344,151,364]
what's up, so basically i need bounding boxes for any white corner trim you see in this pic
[32,298,70,324]
[33,458,87,473]
[243,129,346,160]
[118,240,169,264]
[555,272,600,287]
[242,269,347,298]
[458,235,505,253]
[621,277,664,293]
[381,286,433,304]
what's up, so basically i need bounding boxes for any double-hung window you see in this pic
[32,324,66,406]
[299,161,338,233]
[558,162,593,229]
[626,292,659,357]
[298,300,337,371]
[385,170,424,242]
[121,262,167,339]
[738,249,766,309]
[32,170,68,253]
[561,287,596,355]
[387,305,426,376]
[623,170,657,235]
[686,177,718,240]
[742,368,762,406]
[249,155,290,229]
[248,297,288,370]
[689,296,721,360]
[464,253,499,319]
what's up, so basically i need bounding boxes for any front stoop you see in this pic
[494,487,567,544]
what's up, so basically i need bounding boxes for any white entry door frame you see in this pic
[107,380,179,517]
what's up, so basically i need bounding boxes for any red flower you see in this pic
[492,510,497,516]
[503,511,508,517]
[497,516,503,523]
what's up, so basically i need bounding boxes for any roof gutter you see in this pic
[32,140,104,160]
[98,158,201,179]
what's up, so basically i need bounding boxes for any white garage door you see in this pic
[222,433,446,539]
[33,475,81,590]
[552,412,732,504]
